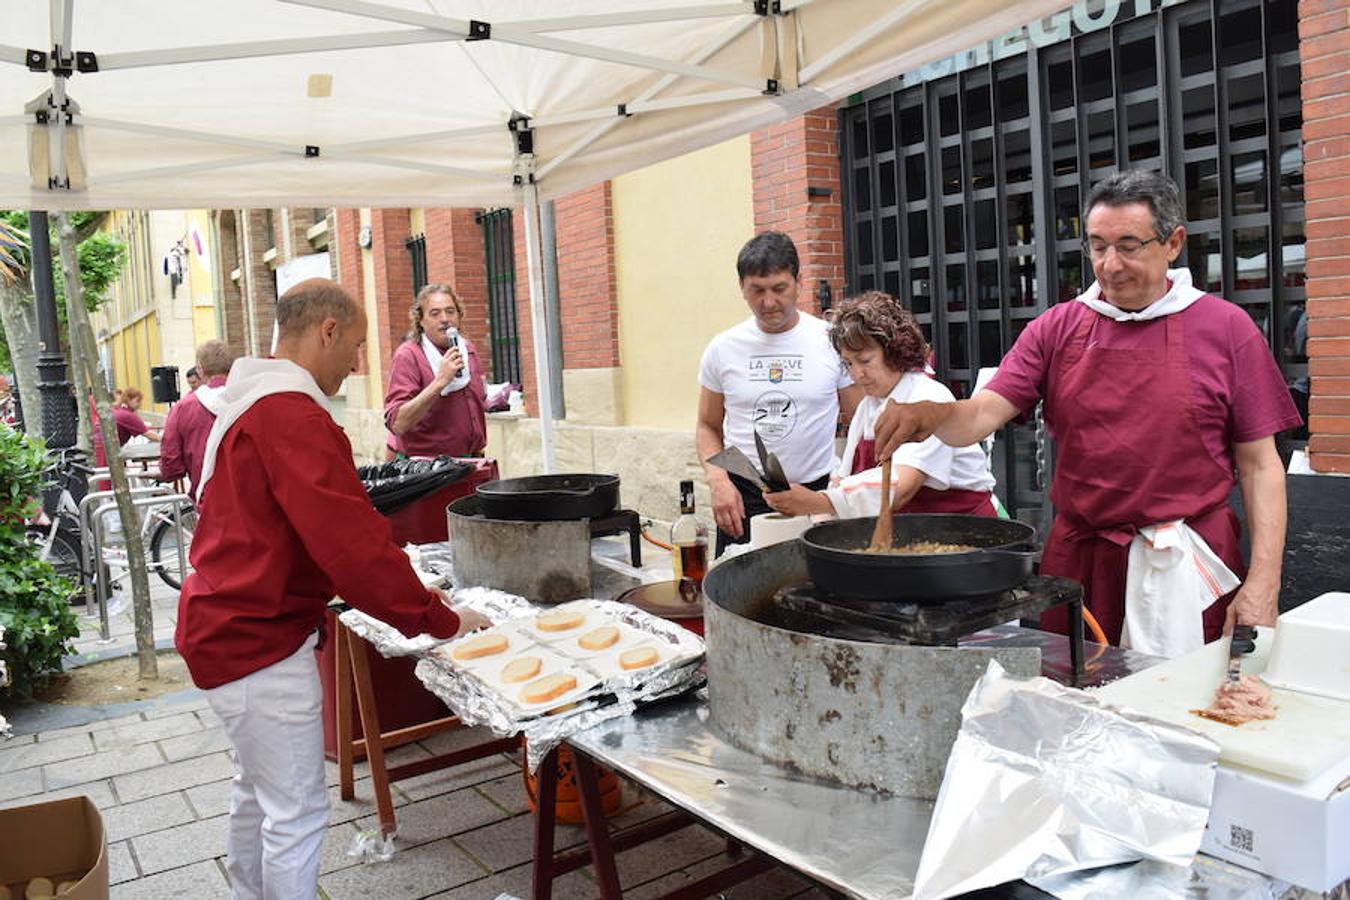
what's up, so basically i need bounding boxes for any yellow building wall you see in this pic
[612,135,755,431]
[186,210,218,344]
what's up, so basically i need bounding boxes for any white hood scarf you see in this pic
[1076,266,1204,322]
[422,332,471,395]
[195,358,333,502]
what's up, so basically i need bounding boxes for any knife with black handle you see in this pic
[1226,624,1257,683]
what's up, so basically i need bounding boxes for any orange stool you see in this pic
[524,744,622,824]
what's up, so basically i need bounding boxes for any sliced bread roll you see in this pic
[578,625,620,651]
[519,672,577,705]
[619,646,660,671]
[536,609,586,632]
[451,633,509,661]
[500,655,543,684]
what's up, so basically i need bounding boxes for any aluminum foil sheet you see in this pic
[336,586,534,658]
[414,598,706,773]
[912,659,1221,900]
[1027,855,1308,900]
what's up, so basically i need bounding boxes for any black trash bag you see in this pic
[357,455,472,516]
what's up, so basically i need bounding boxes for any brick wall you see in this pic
[750,107,846,315]
[332,208,368,375]
[424,208,490,349]
[1300,0,1350,474]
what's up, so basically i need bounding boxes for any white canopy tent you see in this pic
[1,0,1066,470]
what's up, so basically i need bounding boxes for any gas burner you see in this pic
[770,575,1087,683]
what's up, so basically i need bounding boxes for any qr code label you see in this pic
[1229,824,1254,853]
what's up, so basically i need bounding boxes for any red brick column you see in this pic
[215,210,247,359]
[424,208,490,350]
[1301,0,1350,474]
[751,107,846,315]
[369,208,414,387]
[557,184,620,370]
[512,183,620,416]
[332,208,369,375]
[242,210,278,356]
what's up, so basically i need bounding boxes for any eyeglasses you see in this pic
[1082,232,1172,260]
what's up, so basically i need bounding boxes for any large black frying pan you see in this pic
[800,514,1038,601]
[475,473,619,521]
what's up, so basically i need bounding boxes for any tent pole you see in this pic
[521,179,557,474]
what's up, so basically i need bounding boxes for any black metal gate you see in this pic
[478,208,522,386]
[840,0,1305,522]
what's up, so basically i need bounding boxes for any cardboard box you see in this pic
[1201,756,1350,893]
[0,796,108,900]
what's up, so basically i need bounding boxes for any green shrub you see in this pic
[0,426,79,697]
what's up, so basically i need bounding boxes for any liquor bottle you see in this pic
[670,480,708,591]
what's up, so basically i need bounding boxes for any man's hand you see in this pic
[874,400,953,460]
[764,484,833,518]
[452,608,492,637]
[1223,579,1279,634]
[709,475,746,539]
[433,347,465,387]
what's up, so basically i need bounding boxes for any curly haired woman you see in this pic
[764,291,998,519]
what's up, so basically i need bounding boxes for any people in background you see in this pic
[160,340,233,497]
[875,170,1301,658]
[764,291,996,519]
[696,231,862,554]
[177,278,486,899]
[383,282,488,459]
[185,366,202,392]
[112,387,161,445]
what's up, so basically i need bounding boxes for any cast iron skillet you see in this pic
[475,473,620,521]
[800,513,1039,601]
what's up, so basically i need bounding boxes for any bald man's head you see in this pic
[276,279,359,341]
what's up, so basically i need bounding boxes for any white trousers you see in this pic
[207,633,328,900]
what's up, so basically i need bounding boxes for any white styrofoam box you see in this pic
[1263,592,1350,701]
[1201,754,1350,893]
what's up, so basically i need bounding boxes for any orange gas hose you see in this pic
[1082,606,1109,646]
[640,526,674,552]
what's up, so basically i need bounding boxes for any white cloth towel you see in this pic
[422,333,470,395]
[1077,267,1205,322]
[196,357,332,501]
[1121,520,1241,658]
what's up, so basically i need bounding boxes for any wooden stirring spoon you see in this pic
[869,458,894,551]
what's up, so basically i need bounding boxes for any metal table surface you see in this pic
[567,626,1164,900]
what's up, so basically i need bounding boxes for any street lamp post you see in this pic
[29,210,77,449]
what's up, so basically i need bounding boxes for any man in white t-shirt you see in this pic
[697,232,861,554]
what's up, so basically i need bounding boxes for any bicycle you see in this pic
[25,447,93,603]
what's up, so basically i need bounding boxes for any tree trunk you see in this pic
[56,211,159,681]
[0,285,42,437]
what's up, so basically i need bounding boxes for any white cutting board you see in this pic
[1094,630,1350,781]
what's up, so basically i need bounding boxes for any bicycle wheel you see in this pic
[26,526,85,603]
[150,508,197,591]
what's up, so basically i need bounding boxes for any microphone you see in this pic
[446,326,465,378]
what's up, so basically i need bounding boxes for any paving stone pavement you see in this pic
[1,546,828,898]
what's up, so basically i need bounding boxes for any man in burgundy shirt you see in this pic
[875,171,1299,655]
[382,282,488,458]
[159,339,232,497]
[177,279,486,899]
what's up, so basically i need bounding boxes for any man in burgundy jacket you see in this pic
[382,282,488,458]
[177,279,487,899]
[159,339,232,498]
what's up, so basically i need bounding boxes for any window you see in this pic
[478,209,523,386]
[405,233,427,296]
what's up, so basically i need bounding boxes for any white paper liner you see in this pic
[433,623,536,671]
[519,600,608,643]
